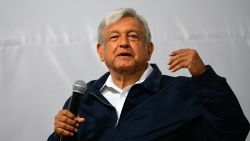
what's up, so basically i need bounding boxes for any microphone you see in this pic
[67,80,87,116]
[60,80,87,141]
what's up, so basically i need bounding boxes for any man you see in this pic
[48,8,250,141]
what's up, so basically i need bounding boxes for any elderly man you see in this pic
[48,8,249,141]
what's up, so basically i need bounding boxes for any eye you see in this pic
[109,34,119,41]
[128,33,139,41]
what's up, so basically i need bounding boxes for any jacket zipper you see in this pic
[90,92,113,107]
[89,92,120,126]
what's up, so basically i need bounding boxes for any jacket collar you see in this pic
[88,63,162,94]
[141,63,162,92]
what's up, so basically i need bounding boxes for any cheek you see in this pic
[135,48,150,60]
[134,44,146,53]
[103,46,115,59]
[105,43,118,52]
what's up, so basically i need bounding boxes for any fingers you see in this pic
[54,110,76,136]
[168,48,206,76]
[55,110,76,129]
[54,110,86,137]
[168,52,190,72]
[169,48,187,56]
[168,49,192,72]
[168,57,190,72]
[55,126,75,136]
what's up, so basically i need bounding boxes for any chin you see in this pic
[118,66,133,70]
[115,64,135,71]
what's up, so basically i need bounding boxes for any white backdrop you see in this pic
[0,0,249,140]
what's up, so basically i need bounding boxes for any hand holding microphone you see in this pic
[54,109,85,137]
[54,80,87,137]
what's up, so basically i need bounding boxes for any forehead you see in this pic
[104,17,143,33]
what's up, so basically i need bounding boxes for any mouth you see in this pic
[117,52,133,57]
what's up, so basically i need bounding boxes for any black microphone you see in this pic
[67,80,87,116]
[60,80,87,141]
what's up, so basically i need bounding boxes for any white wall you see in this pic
[0,0,249,140]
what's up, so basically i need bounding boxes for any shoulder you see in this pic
[160,75,191,87]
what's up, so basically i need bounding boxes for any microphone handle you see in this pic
[68,92,82,116]
[60,92,82,141]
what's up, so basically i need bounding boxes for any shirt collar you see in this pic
[100,64,153,92]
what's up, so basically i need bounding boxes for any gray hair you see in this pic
[97,8,151,45]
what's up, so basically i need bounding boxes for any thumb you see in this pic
[76,116,85,123]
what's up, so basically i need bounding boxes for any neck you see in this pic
[110,65,147,89]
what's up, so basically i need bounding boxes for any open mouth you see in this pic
[117,52,132,57]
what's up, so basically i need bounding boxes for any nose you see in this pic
[119,35,130,48]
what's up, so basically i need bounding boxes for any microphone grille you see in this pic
[73,80,87,94]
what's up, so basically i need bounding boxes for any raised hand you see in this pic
[168,49,206,77]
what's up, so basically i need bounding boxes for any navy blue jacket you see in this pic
[48,64,250,141]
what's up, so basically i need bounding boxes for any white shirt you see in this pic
[100,64,153,119]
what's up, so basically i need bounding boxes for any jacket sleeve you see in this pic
[191,65,250,141]
[47,132,60,141]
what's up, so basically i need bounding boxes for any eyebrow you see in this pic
[107,31,119,35]
[107,30,140,35]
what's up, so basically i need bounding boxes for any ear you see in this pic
[147,42,154,61]
[97,44,104,62]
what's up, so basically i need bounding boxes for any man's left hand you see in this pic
[168,49,206,77]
